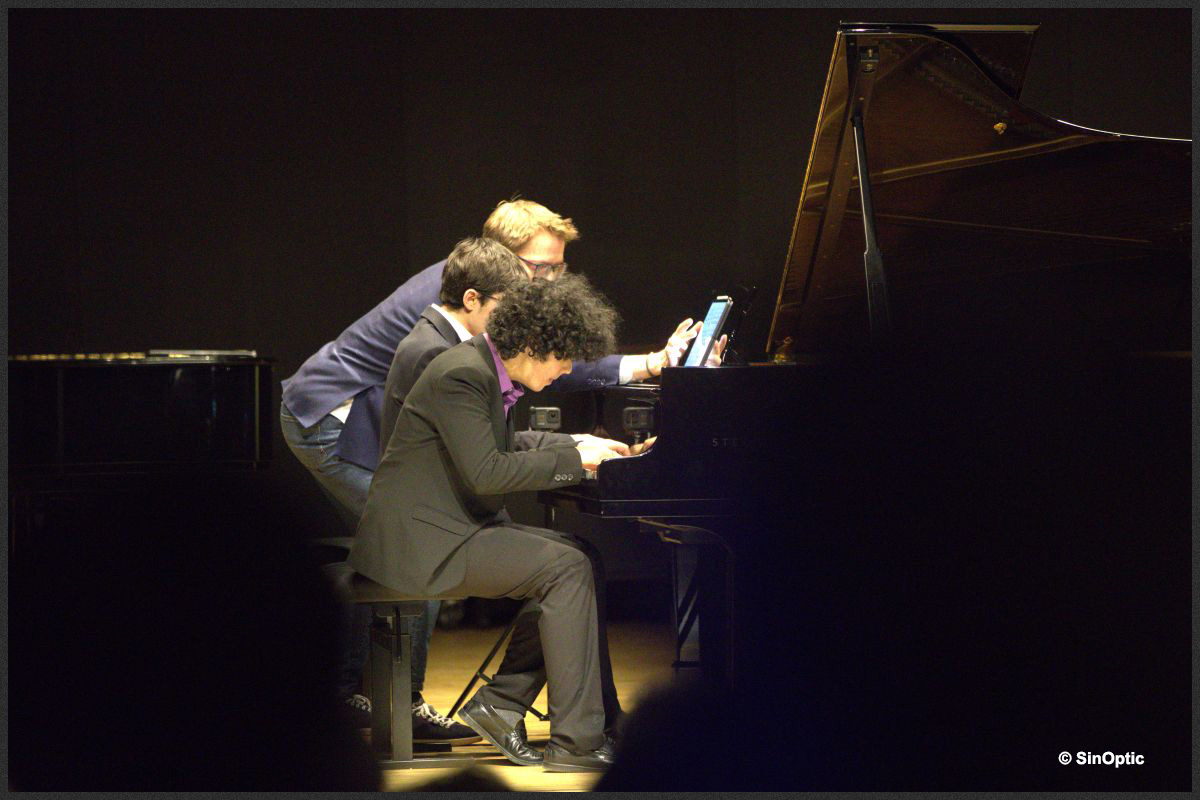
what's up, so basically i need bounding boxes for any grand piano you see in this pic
[9,350,274,556]
[9,350,273,477]
[547,20,1189,512]
[541,22,1189,788]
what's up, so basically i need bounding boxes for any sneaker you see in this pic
[412,696,483,745]
[343,693,372,729]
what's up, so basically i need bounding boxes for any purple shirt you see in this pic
[484,333,524,416]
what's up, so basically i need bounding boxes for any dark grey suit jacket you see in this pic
[349,335,586,595]
[379,306,461,451]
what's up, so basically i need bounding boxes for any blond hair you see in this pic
[482,199,580,251]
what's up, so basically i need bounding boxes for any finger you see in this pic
[707,335,728,366]
[670,323,701,351]
[607,441,631,456]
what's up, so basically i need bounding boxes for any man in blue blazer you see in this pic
[280,199,699,738]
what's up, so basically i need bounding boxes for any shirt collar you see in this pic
[430,304,473,343]
[484,333,525,413]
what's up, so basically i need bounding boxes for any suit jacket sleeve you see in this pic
[547,354,622,391]
[429,366,585,495]
[513,430,578,451]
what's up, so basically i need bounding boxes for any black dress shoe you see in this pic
[597,733,618,760]
[457,697,543,766]
[543,741,615,773]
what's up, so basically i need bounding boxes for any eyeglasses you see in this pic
[517,255,568,279]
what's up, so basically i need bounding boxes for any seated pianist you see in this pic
[349,268,631,773]
[280,198,704,742]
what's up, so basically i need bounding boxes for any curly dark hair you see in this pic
[486,273,619,362]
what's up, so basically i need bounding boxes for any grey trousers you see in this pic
[439,522,619,753]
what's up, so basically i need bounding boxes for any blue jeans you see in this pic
[280,404,440,697]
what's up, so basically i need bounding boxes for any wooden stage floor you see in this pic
[376,620,677,792]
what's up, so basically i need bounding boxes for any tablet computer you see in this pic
[682,295,733,367]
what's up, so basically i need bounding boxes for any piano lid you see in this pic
[768,22,1191,359]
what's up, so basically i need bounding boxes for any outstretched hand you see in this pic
[645,318,703,377]
[663,318,702,367]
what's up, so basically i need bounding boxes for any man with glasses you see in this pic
[280,198,706,741]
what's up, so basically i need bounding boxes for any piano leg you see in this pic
[670,543,702,669]
[696,530,733,685]
[643,518,735,686]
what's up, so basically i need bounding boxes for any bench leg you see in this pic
[392,609,413,762]
[368,605,478,770]
[369,610,393,758]
[367,608,414,761]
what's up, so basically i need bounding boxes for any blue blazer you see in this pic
[281,259,622,470]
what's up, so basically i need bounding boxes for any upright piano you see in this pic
[542,22,1189,788]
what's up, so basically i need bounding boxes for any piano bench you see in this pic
[321,561,477,771]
